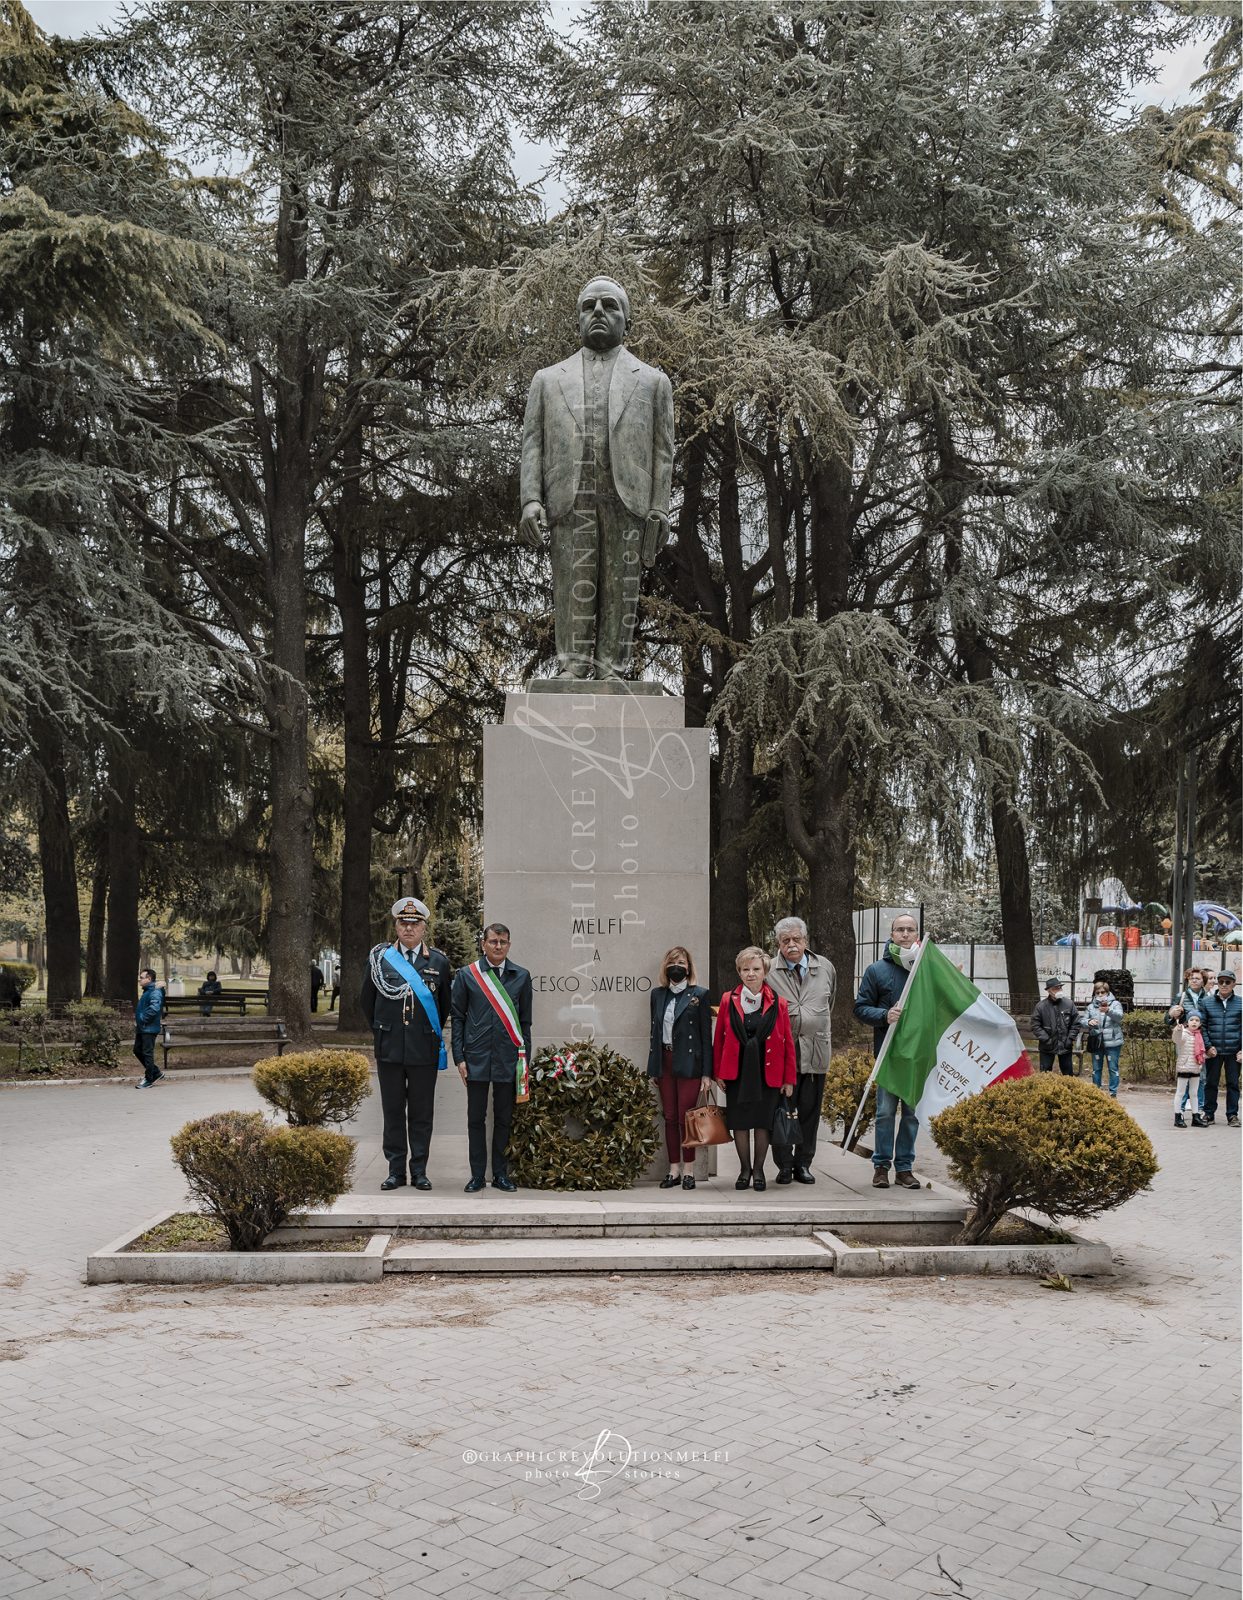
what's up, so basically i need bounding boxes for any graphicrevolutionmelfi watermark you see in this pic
[462,1429,729,1500]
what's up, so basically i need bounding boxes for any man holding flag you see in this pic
[854,913,923,1188]
[360,898,453,1192]
[849,923,1032,1178]
[451,924,533,1193]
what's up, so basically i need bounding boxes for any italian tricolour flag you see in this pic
[849,939,1032,1143]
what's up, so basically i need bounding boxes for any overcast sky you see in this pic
[27,0,1208,216]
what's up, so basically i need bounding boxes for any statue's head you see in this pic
[578,277,630,352]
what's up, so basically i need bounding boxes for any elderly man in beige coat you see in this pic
[768,917,836,1184]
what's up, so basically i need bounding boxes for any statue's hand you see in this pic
[520,502,548,552]
[641,511,670,568]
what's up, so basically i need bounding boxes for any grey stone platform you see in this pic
[297,1140,970,1271]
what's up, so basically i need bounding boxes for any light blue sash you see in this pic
[381,946,447,1070]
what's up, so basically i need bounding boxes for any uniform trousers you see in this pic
[378,1062,437,1179]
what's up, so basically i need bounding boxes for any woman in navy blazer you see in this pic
[647,946,714,1191]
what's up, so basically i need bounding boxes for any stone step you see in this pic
[383,1235,835,1273]
[312,1198,966,1237]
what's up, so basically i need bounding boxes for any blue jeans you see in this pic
[1202,1053,1240,1120]
[873,1086,918,1172]
[1091,1048,1121,1096]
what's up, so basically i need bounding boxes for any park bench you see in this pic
[164,994,248,1016]
[163,989,269,1017]
[159,1016,287,1072]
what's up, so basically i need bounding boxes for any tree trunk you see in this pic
[811,768,859,1041]
[330,411,373,1033]
[266,508,315,1041]
[104,768,141,1004]
[712,730,754,995]
[993,793,1038,1015]
[83,855,107,998]
[956,1181,1010,1244]
[32,721,80,1005]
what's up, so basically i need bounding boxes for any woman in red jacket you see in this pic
[712,946,796,1191]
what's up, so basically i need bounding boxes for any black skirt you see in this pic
[724,1008,779,1131]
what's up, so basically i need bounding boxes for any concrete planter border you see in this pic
[812,1224,1113,1278]
[87,1209,389,1284]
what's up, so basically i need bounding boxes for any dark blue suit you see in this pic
[451,960,533,1182]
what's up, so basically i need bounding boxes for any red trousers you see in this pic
[658,1049,701,1165]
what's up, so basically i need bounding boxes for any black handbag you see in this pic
[772,1100,802,1147]
[1084,1027,1103,1053]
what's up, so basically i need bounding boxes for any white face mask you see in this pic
[897,941,919,971]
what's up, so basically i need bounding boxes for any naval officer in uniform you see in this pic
[359,897,452,1192]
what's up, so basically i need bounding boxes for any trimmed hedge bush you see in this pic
[508,1041,659,1190]
[171,1111,354,1249]
[0,961,35,1005]
[931,1075,1158,1244]
[252,1049,371,1126]
[820,1048,876,1147]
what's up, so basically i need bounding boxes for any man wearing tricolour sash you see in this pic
[359,897,452,1192]
[450,923,533,1193]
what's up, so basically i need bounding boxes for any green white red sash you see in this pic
[468,961,529,1102]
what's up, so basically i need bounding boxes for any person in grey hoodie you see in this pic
[1078,981,1124,1097]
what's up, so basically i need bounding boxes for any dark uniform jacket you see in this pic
[359,943,452,1069]
[646,984,713,1079]
[450,960,533,1083]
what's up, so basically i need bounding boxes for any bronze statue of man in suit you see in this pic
[519,277,673,681]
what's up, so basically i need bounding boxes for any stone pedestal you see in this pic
[483,688,711,1082]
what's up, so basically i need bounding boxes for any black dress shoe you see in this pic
[380,1174,406,1191]
[659,1174,681,1189]
[411,1175,432,1191]
[492,1175,517,1192]
[793,1165,815,1184]
[735,1170,752,1190]
[775,1168,794,1185]
[752,1173,767,1192]
[682,1174,696,1190]
[464,1176,486,1192]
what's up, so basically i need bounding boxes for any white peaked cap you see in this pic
[391,897,430,920]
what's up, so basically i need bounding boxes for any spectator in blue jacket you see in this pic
[1201,972,1241,1126]
[853,912,921,1190]
[133,969,165,1087]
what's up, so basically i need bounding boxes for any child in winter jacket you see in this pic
[1172,1015,1206,1128]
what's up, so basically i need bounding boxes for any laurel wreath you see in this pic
[507,1040,659,1191]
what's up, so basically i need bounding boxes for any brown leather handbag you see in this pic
[683,1088,730,1148]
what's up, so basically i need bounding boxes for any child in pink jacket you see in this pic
[1172,1015,1206,1128]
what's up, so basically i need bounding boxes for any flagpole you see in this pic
[841,936,934,1152]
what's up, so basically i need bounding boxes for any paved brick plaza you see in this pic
[0,1074,1238,1600]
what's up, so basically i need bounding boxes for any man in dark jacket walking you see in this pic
[359,897,452,1191]
[1201,971,1241,1126]
[1031,978,1080,1076]
[853,912,921,1189]
[451,924,533,1193]
[133,969,165,1087]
